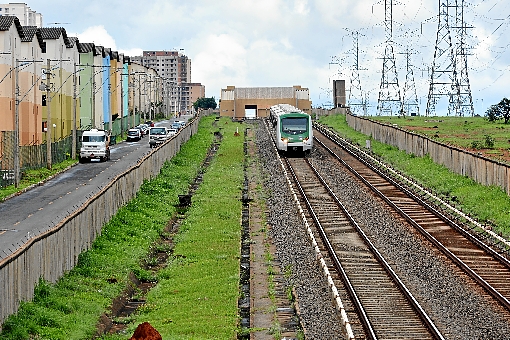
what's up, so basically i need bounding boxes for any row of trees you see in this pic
[193,97,217,110]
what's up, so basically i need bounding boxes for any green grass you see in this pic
[370,115,510,160]
[318,114,510,237]
[0,159,78,201]
[0,115,246,339]
[118,119,245,339]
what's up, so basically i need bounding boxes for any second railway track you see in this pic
[313,125,510,313]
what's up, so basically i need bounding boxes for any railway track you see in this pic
[313,125,510,314]
[261,118,510,338]
[281,155,442,339]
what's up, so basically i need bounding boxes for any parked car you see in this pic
[133,126,145,137]
[171,122,181,130]
[139,124,149,136]
[126,128,142,142]
[145,121,155,127]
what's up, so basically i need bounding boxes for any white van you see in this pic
[149,127,172,148]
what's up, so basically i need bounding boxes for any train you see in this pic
[269,104,313,154]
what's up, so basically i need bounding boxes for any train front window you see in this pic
[281,117,308,134]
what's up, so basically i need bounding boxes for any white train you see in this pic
[269,104,313,153]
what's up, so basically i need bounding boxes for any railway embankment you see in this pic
[0,116,241,338]
[319,114,510,239]
[345,113,510,196]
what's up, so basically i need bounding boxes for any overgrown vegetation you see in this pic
[0,116,245,339]
[319,114,510,237]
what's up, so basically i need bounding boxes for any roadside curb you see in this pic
[0,163,78,203]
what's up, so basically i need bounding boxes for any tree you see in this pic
[486,98,510,124]
[193,97,217,110]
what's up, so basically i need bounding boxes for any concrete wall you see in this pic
[346,114,510,196]
[0,117,199,326]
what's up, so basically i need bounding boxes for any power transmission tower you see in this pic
[400,47,420,116]
[377,0,402,116]
[454,0,474,116]
[349,31,367,115]
[426,0,458,116]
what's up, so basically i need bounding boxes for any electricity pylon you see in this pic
[427,0,458,116]
[377,0,402,116]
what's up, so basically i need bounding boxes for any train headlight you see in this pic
[281,138,288,144]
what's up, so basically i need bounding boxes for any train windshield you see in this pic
[281,117,308,134]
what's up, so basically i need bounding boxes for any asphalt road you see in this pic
[0,118,183,261]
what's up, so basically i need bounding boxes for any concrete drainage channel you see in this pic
[238,134,251,339]
[95,133,223,337]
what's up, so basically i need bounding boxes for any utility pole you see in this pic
[427,0,458,116]
[454,0,474,116]
[72,62,77,159]
[120,72,124,138]
[46,58,52,170]
[399,47,420,116]
[14,60,20,187]
[349,31,367,115]
[138,73,142,122]
[91,67,96,128]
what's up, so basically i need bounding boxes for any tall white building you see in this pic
[0,3,42,27]
[131,50,196,114]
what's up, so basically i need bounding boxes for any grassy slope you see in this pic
[318,114,510,237]
[370,115,510,161]
[1,116,244,339]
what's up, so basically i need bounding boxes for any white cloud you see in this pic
[35,0,510,113]
[75,25,117,49]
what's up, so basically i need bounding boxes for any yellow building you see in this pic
[219,85,312,119]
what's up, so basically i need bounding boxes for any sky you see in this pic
[21,0,510,116]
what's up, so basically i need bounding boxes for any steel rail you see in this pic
[283,156,378,340]
[285,155,445,339]
[314,129,510,312]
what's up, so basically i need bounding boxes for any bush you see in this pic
[471,140,484,149]
[485,135,495,148]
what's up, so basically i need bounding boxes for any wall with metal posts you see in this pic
[0,117,199,326]
[346,113,510,196]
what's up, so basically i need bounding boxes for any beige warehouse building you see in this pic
[219,86,312,119]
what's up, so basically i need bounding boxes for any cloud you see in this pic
[41,0,510,113]
[75,25,117,49]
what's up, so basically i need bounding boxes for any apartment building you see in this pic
[182,82,205,112]
[0,3,42,27]
[131,50,204,114]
